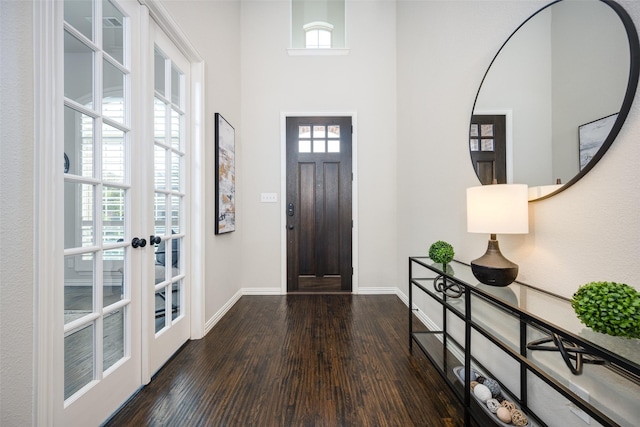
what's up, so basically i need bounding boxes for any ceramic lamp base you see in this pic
[471,238,518,287]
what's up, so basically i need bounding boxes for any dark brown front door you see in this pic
[470,115,507,184]
[286,116,352,292]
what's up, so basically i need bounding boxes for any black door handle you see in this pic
[287,224,294,230]
[132,237,147,248]
[150,235,161,245]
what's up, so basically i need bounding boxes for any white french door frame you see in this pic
[35,0,64,423]
[142,0,206,353]
[34,0,206,423]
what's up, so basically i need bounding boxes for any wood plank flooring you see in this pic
[105,295,466,426]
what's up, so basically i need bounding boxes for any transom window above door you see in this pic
[298,124,341,153]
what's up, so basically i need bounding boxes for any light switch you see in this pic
[261,193,278,203]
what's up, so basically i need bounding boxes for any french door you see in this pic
[59,1,190,424]
[61,0,142,424]
[145,19,191,378]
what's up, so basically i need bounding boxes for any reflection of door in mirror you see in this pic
[469,0,640,201]
[470,115,506,184]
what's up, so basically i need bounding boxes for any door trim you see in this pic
[35,0,64,422]
[280,112,359,295]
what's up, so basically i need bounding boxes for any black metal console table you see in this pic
[409,257,640,427]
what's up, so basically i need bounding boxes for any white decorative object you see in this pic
[473,383,493,402]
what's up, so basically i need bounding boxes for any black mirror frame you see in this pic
[470,0,640,201]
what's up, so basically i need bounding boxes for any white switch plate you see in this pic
[261,193,278,203]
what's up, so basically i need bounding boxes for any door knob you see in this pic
[287,224,294,230]
[150,235,161,245]
[131,237,147,248]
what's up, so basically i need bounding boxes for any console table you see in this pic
[409,257,640,427]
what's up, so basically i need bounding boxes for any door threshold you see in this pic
[287,291,353,295]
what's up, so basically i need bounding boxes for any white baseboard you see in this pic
[397,288,465,365]
[358,286,399,295]
[204,289,243,335]
[242,287,282,295]
[395,288,409,306]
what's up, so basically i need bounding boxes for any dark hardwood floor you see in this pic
[105,295,467,427]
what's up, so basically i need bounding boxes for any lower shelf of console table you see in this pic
[411,329,540,426]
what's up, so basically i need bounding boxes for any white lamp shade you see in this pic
[467,184,529,234]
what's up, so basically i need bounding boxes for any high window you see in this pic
[291,0,345,49]
[304,22,333,48]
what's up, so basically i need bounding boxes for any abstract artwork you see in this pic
[215,113,235,234]
[578,113,618,171]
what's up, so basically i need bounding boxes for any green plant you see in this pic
[428,240,455,265]
[571,281,640,339]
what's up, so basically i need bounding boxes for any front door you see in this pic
[286,117,352,292]
[470,115,507,184]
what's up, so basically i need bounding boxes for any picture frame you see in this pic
[578,113,618,171]
[215,113,236,234]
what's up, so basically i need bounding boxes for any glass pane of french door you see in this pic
[61,0,141,424]
[146,19,190,377]
[152,47,185,333]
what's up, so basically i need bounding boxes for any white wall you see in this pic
[239,0,398,291]
[397,0,640,301]
[0,1,35,425]
[158,0,244,321]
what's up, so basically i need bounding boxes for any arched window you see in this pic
[290,0,346,50]
[304,22,333,49]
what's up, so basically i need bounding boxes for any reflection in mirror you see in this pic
[470,0,639,200]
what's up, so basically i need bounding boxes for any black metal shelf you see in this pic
[409,257,638,427]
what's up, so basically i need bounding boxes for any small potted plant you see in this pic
[571,281,640,339]
[429,240,455,271]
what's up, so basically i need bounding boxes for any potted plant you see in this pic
[429,240,455,270]
[571,281,640,339]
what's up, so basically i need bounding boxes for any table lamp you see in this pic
[466,184,528,287]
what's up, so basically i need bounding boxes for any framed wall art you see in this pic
[215,113,236,234]
[578,113,618,171]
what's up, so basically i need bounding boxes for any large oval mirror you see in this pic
[470,0,639,201]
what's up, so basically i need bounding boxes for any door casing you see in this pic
[280,112,359,294]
